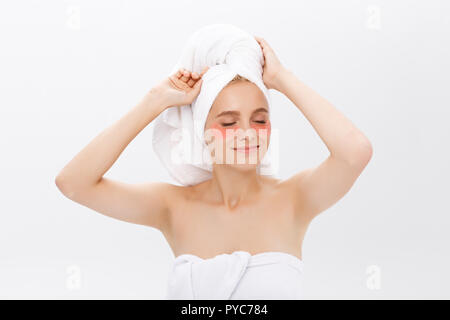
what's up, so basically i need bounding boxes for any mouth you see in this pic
[232,145,260,153]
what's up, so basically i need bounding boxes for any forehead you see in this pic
[210,80,268,115]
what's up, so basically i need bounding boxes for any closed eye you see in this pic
[222,120,266,126]
[222,122,236,127]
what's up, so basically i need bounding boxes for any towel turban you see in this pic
[152,23,278,186]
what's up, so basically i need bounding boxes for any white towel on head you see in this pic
[152,23,277,186]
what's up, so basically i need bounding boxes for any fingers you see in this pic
[180,68,190,82]
[173,68,192,86]
[254,35,272,52]
[193,77,203,89]
[254,35,263,47]
[254,35,267,45]
[174,67,209,88]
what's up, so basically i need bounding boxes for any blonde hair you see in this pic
[229,74,249,83]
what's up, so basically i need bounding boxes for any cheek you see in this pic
[251,120,271,139]
[210,122,239,139]
[209,121,271,140]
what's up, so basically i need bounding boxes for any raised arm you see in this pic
[255,36,373,221]
[279,69,372,219]
[55,67,208,232]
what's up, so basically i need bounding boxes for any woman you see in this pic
[55,36,373,299]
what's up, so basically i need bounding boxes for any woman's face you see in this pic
[204,79,271,170]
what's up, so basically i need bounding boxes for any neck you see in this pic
[207,165,263,211]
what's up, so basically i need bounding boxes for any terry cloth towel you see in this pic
[165,251,305,300]
[152,23,278,186]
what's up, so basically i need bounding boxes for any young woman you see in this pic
[55,36,372,299]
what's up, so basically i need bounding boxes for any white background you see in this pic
[1,0,449,299]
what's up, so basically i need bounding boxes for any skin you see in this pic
[55,36,373,261]
[204,79,271,170]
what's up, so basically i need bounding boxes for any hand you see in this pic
[153,66,209,108]
[254,36,287,91]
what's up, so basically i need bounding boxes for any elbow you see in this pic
[348,137,373,168]
[336,130,373,168]
[55,174,77,200]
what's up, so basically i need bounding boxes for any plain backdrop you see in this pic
[1,0,449,299]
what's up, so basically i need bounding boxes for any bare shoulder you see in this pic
[159,182,189,209]
[160,181,201,217]
[257,175,284,189]
[258,175,294,197]
[264,174,302,191]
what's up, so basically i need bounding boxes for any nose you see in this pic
[236,121,258,145]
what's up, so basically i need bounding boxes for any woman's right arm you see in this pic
[55,89,174,232]
[55,67,207,234]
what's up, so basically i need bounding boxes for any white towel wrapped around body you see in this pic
[152,24,277,186]
[165,251,305,299]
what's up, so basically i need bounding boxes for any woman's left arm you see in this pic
[255,36,373,220]
[277,68,373,163]
[279,68,373,219]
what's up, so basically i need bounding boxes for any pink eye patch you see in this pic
[208,121,271,139]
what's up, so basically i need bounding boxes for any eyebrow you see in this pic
[215,107,268,119]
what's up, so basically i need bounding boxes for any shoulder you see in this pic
[158,182,190,205]
[159,181,205,214]
[259,175,284,187]
[261,174,298,190]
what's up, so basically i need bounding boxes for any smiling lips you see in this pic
[233,145,260,153]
